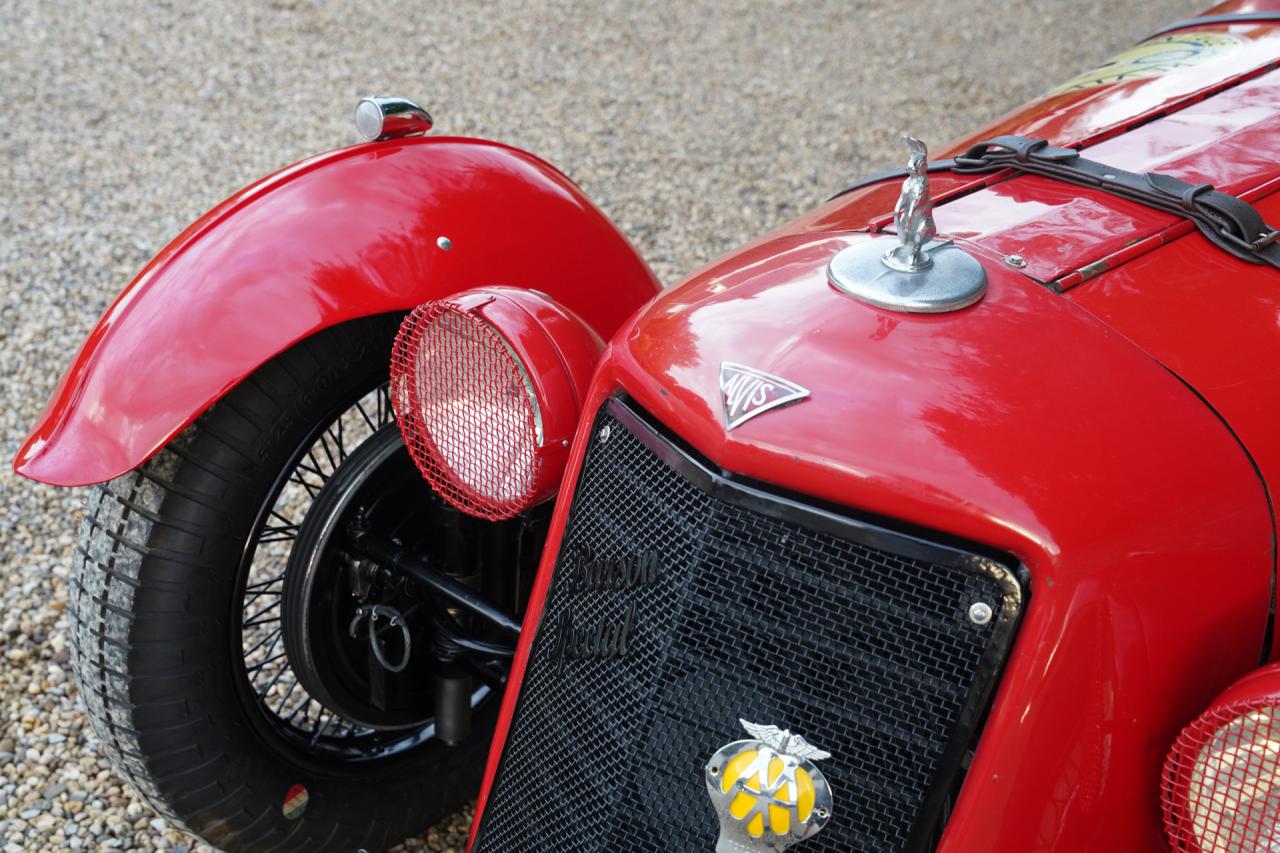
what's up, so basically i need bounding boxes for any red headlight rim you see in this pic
[389,288,602,522]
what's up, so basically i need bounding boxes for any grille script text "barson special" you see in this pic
[549,546,663,674]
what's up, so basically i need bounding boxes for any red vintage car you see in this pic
[14,2,1280,851]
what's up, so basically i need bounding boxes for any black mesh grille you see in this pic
[475,401,1022,852]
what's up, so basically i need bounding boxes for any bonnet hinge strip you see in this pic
[953,134,1280,269]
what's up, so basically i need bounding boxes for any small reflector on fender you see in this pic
[282,783,309,820]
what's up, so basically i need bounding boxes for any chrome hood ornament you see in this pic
[882,135,937,272]
[719,363,810,430]
[704,719,834,852]
[827,134,987,313]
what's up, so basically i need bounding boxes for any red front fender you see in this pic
[14,137,660,486]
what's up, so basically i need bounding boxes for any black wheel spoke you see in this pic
[355,399,378,432]
[269,509,299,527]
[243,600,282,627]
[289,473,322,498]
[282,699,307,723]
[259,526,298,544]
[243,589,282,609]
[246,649,287,674]
[316,431,340,473]
[238,380,503,763]
[377,387,394,427]
[244,626,284,658]
[332,418,346,462]
[270,678,299,715]
[257,656,293,701]
[260,511,301,544]
[302,451,331,484]
[246,570,286,594]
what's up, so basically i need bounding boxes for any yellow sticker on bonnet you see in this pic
[1046,31,1245,95]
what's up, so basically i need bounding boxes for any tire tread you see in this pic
[68,315,481,852]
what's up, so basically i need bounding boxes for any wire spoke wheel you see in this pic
[68,317,541,852]
[238,382,509,760]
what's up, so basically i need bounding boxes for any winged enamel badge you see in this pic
[704,719,834,851]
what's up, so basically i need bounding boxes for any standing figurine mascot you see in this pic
[882,135,937,272]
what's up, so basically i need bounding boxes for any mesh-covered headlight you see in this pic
[390,288,602,520]
[1163,669,1280,851]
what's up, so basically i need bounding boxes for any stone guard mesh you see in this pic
[390,300,542,521]
[1162,699,1280,851]
[475,402,1021,851]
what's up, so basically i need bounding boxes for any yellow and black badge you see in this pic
[704,720,833,852]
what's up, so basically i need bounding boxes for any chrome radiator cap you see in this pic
[828,135,986,314]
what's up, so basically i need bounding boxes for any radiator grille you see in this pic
[475,401,1022,851]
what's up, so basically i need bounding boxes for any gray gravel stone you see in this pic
[2,1,1201,850]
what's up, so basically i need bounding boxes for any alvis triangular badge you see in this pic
[719,362,811,431]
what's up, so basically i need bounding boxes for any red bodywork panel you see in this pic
[1067,190,1280,661]
[474,233,1273,850]
[13,138,659,487]
[476,12,1280,847]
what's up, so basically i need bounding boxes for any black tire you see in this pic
[69,315,494,852]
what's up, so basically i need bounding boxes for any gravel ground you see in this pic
[1,1,1201,850]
